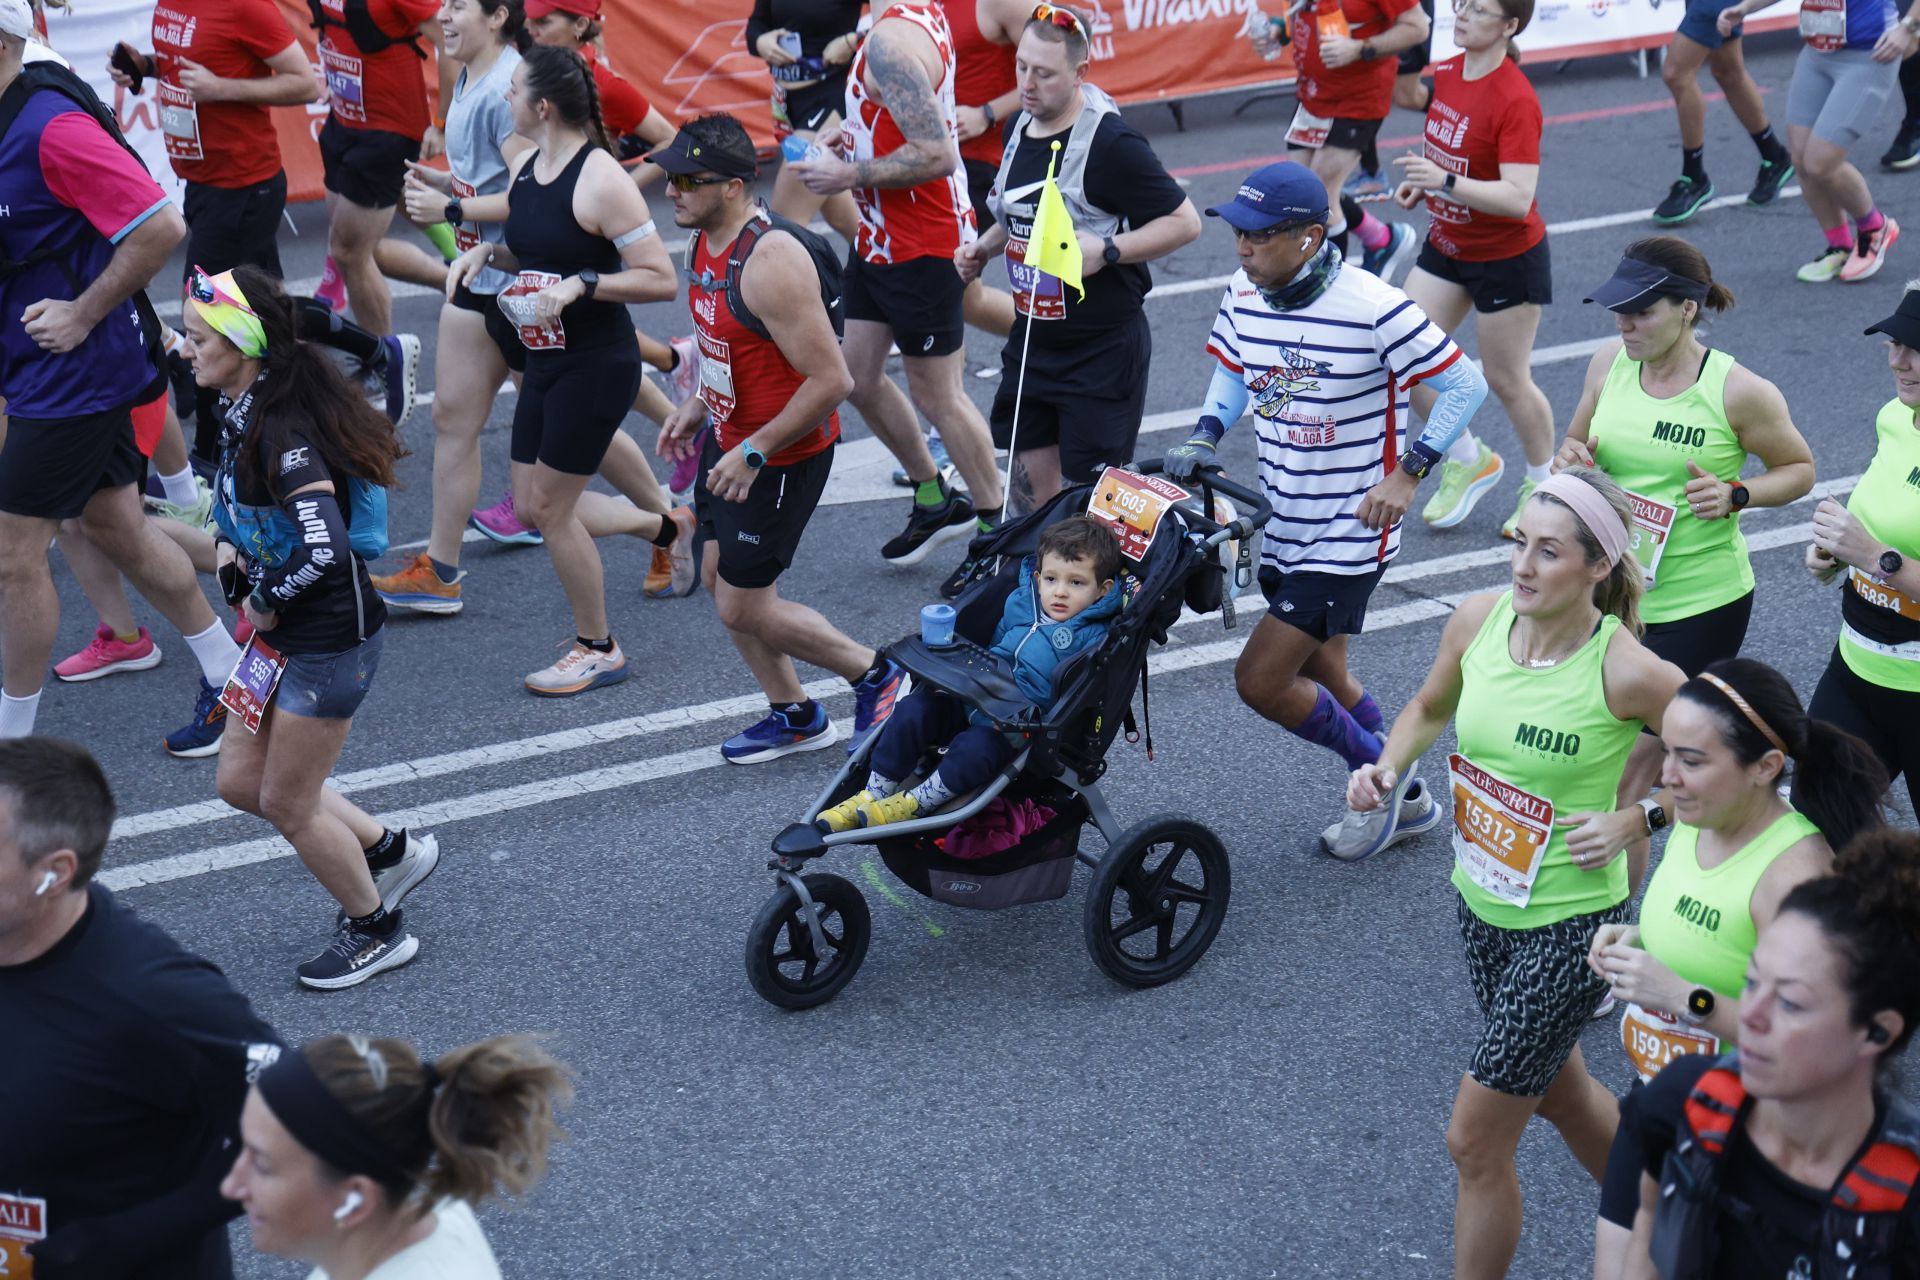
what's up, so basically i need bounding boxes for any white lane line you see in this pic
[104,494,1851,863]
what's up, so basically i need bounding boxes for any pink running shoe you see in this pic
[668,426,709,499]
[469,490,544,545]
[667,335,701,404]
[314,256,347,312]
[54,624,163,683]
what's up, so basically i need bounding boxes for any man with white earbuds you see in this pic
[0,737,283,1278]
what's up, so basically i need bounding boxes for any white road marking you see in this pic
[101,500,1851,890]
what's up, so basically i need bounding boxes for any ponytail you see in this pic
[575,49,611,154]
[520,42,609,153]
[1681,658,1889,851]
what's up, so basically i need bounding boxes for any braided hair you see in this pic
[520,41,609,153]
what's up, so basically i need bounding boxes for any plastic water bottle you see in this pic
[920,603,957,647]
[780,134,821,164]
[1244,10,1286,60]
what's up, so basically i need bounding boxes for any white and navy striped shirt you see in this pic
[1207,264,1462,575]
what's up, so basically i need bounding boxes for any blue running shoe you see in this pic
[722,702,839,764]
[1360,222,1418,284]
[380,333,421,431]
[847,660,910,757]
[164,676,227,758]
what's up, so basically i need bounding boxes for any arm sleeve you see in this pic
[255,435,352,609]
[746,0,776,47]
[38,113,170,242]
[1410,352,1488,458]
[1198,362,1251,439]
[1082,120,1188,228]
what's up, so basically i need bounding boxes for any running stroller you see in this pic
[744,464,1273,1009]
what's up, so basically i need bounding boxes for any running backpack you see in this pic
[1650,1053,1920,1280]
[308,0,427,59]
[213,469,391,568]
[686,205,845,340]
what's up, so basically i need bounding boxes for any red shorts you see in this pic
[132,388,167,458]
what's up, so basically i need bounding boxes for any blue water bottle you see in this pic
[921,603,957,647]
[780,134,821,164]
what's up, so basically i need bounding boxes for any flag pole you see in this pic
[1003,140,1067,518]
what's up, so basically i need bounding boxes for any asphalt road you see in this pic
[33,30,1920,1278]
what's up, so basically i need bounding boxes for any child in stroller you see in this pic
[814,517,1126,833]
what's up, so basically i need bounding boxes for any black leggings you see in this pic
[1640,591,1754,679]
[1805,646,1920,817]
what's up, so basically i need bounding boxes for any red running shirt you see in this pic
[151,0,300,188]
[688,224,839,465]
[944,0,1015,166]
[1291,0,1419,122]
[315,0,438,139]
[842,3,974,264]
[587,52,652,138]
[1421,56,1546,262]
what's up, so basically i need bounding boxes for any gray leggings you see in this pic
[1786,44,1898,147]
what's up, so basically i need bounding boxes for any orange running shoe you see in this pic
[371,552,464,615]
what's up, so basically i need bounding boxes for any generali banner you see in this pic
[57,0,1799,207]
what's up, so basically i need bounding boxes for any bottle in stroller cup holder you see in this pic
[743,464,1274,1011]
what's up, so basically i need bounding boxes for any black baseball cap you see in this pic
[1864,288,1920,347]
[646,128,757,181]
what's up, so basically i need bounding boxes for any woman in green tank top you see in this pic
[1585,657,1887,1277]
[1345,468,1686,1280]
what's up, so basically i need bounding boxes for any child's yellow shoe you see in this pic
[815,790,876,833]
[860,790,923,828]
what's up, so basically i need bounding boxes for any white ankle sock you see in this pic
[158,466,200,507]
[0,691,42,738]
[1525,462,1551,484]
[1446,431,1482,466]
[183,621,243,685]
[910,772,956,809]
[864,772,901,799]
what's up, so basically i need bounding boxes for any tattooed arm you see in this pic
[791,18,959,195]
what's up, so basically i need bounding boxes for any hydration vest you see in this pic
[984,83,1125,241]
[684,204,844,341]
[211,392,391,567]
[308,0,426,59]
[0,61,149,286]
[1650,1053,1920,1280]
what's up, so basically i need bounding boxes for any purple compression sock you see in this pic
[1348,692,1385,739]
[1292,685,1383,771]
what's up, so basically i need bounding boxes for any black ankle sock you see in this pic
[648,515,678,548]
[579,635,615,653]
[776,700,817,728]
[364,828,407,869]
[858,655,889,685]
[1751,126,1786,163]
[349,905,399,936]
[1682,147,1707,183]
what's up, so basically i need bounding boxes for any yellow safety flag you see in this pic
[1025,140,1083,302]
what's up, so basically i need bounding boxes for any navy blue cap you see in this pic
[1864,289,1920,346]
[1583,255,1711,313]
[1205,161,1329,232]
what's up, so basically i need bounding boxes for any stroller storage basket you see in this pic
[877,793,1087,911]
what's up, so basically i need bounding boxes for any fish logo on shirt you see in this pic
[1248,341,1332,419]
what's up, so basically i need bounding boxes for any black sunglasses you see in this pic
[667,173,734,193]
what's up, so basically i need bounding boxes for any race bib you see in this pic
[496,271,566,350]
[1087,466,1188,564]
[1800,0,1847,50]
[1286,104,1333,150]
[1623,488,1678,588]
[320,44,367,123]
[694,328,736,424]
[1848,565,1920,620]
[157,79,202,161]
[450,176,480,253]
[1621,1003,1719,1083]
[220,634,286,735]
[0,1192,45,1278]
[1448,753,1553,908]
[1006,232,1067,320]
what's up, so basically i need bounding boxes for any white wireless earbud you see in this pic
[34,869,57,896]
[1300,237,1313,251]
[333,1190,363,1222]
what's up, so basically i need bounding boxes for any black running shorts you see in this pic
[183,173,289,279]
[509,346,641,475]
[1640,590,1754,679]
[0,403,145,519]
[1290,115,1384,155]
[1414,237,1554,313]
[694,431,834,590]
[843,253,965,357]
[989,314,1151,484]
[319,115,420,210]
[1806,644,1920,816]
[1257,563,1386,641]
[452,283,528,374]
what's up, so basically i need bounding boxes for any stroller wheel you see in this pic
[1083,815,1230,989]
[745,873,871,1009]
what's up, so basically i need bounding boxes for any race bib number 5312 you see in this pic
[1448,753,1553,908]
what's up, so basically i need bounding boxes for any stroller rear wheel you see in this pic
[1083,815,1230,988]
[745,872,871,1009]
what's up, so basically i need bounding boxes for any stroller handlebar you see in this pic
[1130,460,1272,547]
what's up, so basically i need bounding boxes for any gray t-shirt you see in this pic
[447,46,520,296]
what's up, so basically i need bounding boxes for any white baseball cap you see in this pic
[0,0,35,40]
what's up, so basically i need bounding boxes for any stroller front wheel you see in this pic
[745,872,872,1009]
[1083,815,1230,989]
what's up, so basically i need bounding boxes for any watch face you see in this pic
[1883,549,1905,575]
[1687,988,1715,1019]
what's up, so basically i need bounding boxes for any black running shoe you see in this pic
[1747,158,1794,207]
[1652,176,1714,225]
[297,914,419,990]
[938,548,998,599]
[1883,123,1920,171]
[881,488,976,566]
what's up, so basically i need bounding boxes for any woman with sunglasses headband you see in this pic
[448,42,677,696]
[182,264,440,992]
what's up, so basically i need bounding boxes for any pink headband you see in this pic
[1531,472,1630,567]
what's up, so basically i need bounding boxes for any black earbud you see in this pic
[1868,1024,1891,1046]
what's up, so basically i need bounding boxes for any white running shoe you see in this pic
[1322,766,1437,862]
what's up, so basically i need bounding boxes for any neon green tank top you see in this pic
[1837,398,1920,692]
[1638,810,1820,998]
[1450,593,1644,928]
[1589,346,1755,624]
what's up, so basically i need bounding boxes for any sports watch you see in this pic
[1682,987,1716,1027]
[1880,548,1906,580]
[1729,482,1750,512]
[1638,797,1669,836]
[1359,42,1379,59]
[1102,235,1121,266]
[1396,443,1440,480]
[577,268,600,300]
[444,196,463,226]
[1442,172,1458,194]
[741,441,768,470]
